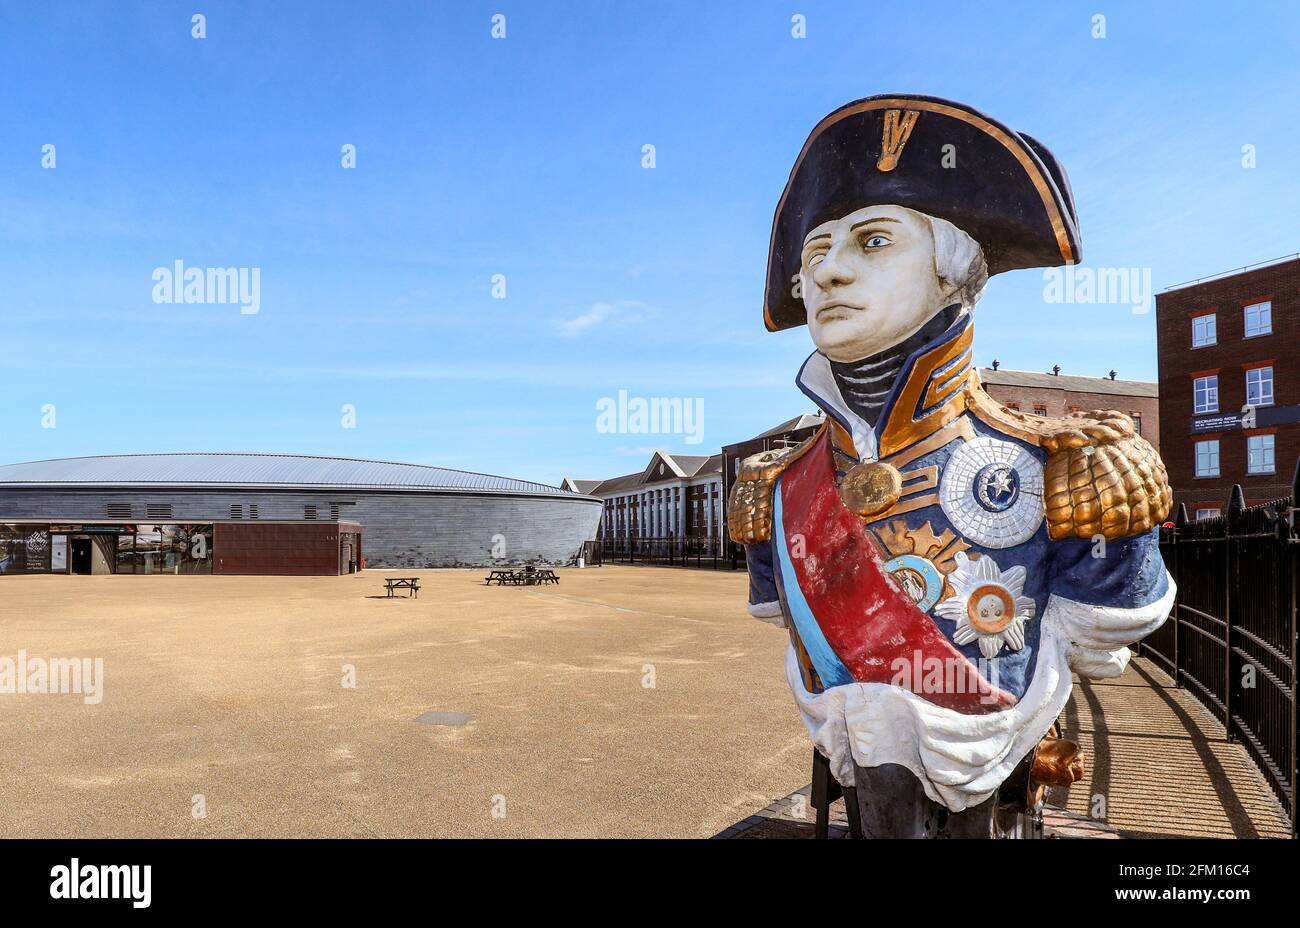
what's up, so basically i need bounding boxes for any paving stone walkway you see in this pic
[719,657,1291,839]
[1052,656,1290,838]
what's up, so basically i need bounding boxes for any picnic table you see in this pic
[383,577,420,598]
[483,567,560,586]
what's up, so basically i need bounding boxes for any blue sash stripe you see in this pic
[773,481,853,688]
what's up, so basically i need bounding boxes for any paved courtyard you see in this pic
[0,566,808,837]
[0,566,1288,838]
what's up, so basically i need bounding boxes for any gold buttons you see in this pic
[839,462,903,518]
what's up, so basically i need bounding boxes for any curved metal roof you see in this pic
[0,453,584,497]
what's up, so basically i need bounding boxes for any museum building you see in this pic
[563,451,726,553]
[0,453,602,576]
[559,414,827,561]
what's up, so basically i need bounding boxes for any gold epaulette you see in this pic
[1040,411,1173,541]
[968,393,1173,541]
[727,430,821,545]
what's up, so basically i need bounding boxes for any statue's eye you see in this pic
[861,234,891,249]
[806,251,826,268]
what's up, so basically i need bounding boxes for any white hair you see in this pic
[926,214,988,310]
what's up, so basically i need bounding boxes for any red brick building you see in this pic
[978,367,1160,450]
[1156,254,1300,520]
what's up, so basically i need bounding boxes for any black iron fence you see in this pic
[1142,479,1297,836]
[583,536,742,570]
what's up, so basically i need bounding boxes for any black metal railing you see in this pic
[1143,473,1298,836]
[585,535,742,570]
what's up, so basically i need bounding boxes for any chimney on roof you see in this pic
[1051,364,1061,376]
[991,359,1000,370]
[1109,369,1117,380]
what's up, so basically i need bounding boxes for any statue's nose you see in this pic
[812,244,856,289]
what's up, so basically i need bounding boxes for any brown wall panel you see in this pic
[214,522,358,576]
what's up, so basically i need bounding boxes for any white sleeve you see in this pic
[1051,576,1176,679]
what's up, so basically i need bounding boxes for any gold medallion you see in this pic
[840,462,903,518]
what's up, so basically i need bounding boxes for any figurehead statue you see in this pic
[731,95,1174,837]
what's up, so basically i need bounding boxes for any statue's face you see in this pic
[800,204,951,363]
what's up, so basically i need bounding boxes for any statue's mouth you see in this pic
[815,301,863,321]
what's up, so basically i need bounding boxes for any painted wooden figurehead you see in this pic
[730,94,1172,838]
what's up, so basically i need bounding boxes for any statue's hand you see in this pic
[1030,732,1085,788]
[1042,410,1173,541]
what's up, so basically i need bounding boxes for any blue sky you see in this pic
[2,0,1297,485]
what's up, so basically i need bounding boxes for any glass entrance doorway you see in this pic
[70,537,93,575]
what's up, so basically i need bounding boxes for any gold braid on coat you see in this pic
[1039,410,1173,541]
[726,436,818,545]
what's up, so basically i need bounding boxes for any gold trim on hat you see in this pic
[877,109,920,172]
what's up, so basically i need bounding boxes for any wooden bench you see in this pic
[484,568,559,586]
[384,577,420,598]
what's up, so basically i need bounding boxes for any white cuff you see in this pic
[747,600,786,627]
[1068,644,1132,679]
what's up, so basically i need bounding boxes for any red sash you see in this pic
[781,429,1016,713]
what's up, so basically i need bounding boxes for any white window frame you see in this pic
[1195,439,1220,478]
[1247,433,1276,475]
[1192,313,1217,348]
[1193,375,1218,414]
[1246,366,1274,407]
[1195,508,1220,522]
[1244,301,1272,338]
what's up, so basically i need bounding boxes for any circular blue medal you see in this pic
[882,554,944,612]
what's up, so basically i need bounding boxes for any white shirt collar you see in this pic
[796,352,878,462]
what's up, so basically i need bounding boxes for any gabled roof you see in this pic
[752,413,825,439]
[695,453,723,476]
[0,453,578,497]
[644,452,718,479]
[979,368,1157,398]
[565,453,724,497]
[588,471,644,494]
[560,478,603,494]
[642,451,687,480]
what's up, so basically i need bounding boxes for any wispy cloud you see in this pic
[555,300,648,337]
[558,302,613,336]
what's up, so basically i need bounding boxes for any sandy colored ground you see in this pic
[0,566,809,838]
[4,566,1287,839]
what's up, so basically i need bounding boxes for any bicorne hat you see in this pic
[764,94,1081,331]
